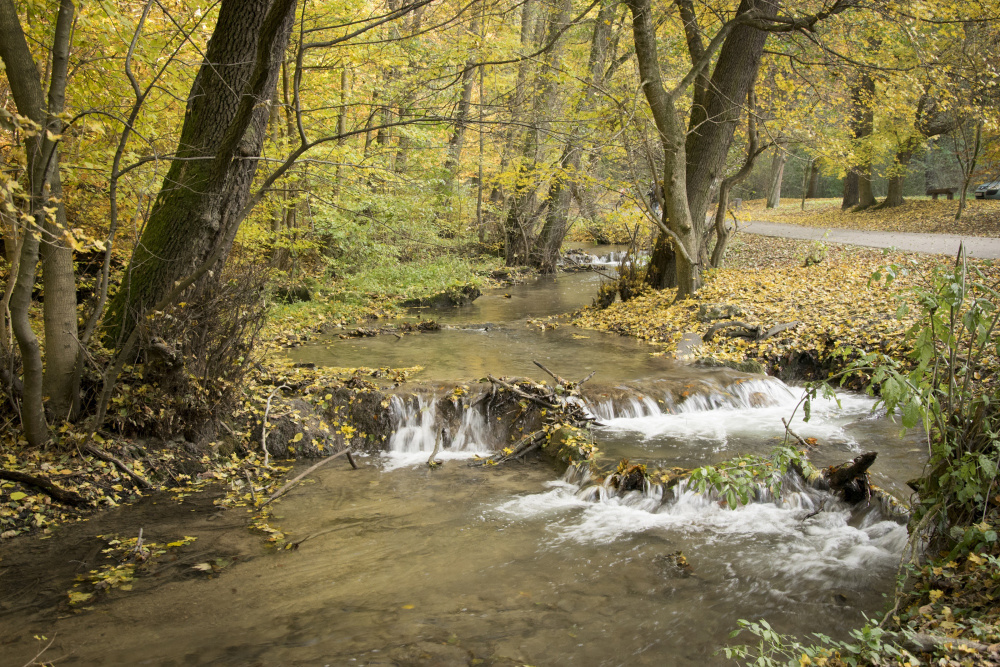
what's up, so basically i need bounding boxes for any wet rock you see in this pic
[697,303,745,322]
[401,284,481,309]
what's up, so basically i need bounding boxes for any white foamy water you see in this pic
[587,378,878,448]
[496,474,908,590]
[382,394,492,470]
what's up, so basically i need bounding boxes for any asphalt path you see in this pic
[742,220,1000,259]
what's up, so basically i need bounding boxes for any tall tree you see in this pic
[0,0,78,443]
[103,0,298,347]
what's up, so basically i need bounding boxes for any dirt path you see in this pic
[743,220,1000,259]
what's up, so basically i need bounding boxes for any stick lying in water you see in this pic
[261,448,353,507]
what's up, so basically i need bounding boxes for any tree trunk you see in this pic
[443,15,480,184]
[765,141,788,209]
[103,0,298,348]
[805,159,820,198]
[531,0,615,273]
[841,171,859,209]
[501,0,571,267]
[877,139,918,209]
[850,68,878,210]
[0,0,78,440]
[635,0,778,294]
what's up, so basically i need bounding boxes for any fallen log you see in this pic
[703,320,801,342]
[0,469,88,506]
[823,451,876,503]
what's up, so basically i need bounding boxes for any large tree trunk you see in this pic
[805,159,821,198]
[841,171,859,209]
[878,141,917,209]
[766,140,788,209]
[635,0,778,294]
[850,68,878,210]
[0,0,78,441]
[103,0,297,348]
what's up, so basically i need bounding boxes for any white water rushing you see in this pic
[496,468,908,593]
[383,394,493,470]
[588,377,878,449]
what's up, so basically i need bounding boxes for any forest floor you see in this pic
[744,197,1000,237]
[573,232,1000,384]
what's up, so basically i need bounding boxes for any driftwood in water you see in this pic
[478,366,599,467]
[0,469,87,506]
[823,452,877,503]
[83,443,153,489]
[262,448,355,507]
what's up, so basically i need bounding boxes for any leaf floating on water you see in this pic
[191,563,213,572]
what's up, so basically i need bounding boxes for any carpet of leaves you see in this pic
[888,544,1000,666]
[573,240,1000,380]
[746,198,1000,237]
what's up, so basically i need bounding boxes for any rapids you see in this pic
[0,255,925,665]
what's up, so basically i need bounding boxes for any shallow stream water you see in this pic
[0,250,927,666]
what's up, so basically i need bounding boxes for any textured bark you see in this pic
[0,0,78,441]
[710,93,764,268]
[635,0,779,295]
[766,141,788,209]
[841,171,859,209]
[103,0,297,347]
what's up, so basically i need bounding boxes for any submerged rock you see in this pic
[401,284,481,309]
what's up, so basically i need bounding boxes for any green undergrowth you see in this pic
[264,253,504,341]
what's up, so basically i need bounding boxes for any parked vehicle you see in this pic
[975,179,1000,200]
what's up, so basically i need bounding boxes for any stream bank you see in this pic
[1,252,937,665]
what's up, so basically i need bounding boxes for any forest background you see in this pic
[0,0,998,450]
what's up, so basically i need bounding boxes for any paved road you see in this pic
[743,220,1000,259]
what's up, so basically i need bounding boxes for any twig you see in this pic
[243,470,258,505]
[0,469,87,505]
[487,375,559,410]
[781,417,813,449]
[82,443,152,489]
[21,633,58,667]
[261,384,289,467]
[577,371,597,386]
[261,448,353,507]
[532,360,567,385]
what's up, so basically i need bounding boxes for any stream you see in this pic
[0,250,927,666]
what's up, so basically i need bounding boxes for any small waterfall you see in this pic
[583,377,875,448]
[581,377,795,421]
[385,393,494,469]
[387,394,438,453]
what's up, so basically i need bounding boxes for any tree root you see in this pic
[0,469,87,506]
[82,443,152,489]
